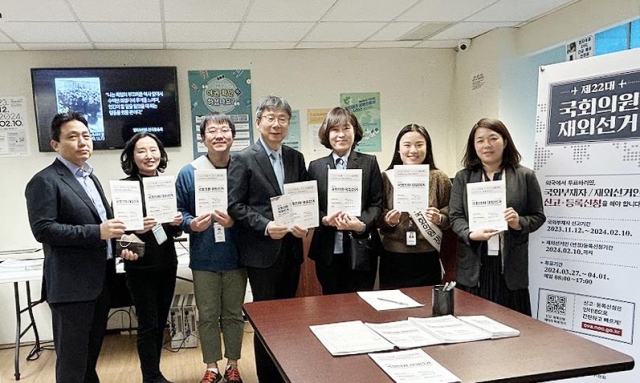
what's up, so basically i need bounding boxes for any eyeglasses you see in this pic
[261,114,289,125]
[205,127,232,135]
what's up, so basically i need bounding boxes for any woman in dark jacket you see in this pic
[307,107,383,294]
[119,132,182,383]
[449,118,545,315]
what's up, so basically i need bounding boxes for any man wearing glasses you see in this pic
[228,94,309,383]
[176,113,247,383]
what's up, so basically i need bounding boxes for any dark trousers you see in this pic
[315,252,377,295]
[247,242,301,383]
[49,272,112,383]
[126,266,177,383]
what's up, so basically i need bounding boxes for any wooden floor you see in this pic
[0,322,258,383]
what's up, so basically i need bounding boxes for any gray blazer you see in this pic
[228,141,309,268]
[25,159,114,303]
[449,165,545,290]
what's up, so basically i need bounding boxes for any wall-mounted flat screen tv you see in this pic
[31,66,181,151]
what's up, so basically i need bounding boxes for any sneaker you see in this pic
[199,369,223,383]
[224,365,243,383]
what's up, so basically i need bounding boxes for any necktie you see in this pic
[334,157,345,254]
[270,151,284,192]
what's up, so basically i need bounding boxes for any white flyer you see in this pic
[369,348,461,383]
[110,180,144,230]
[143,176,177,223]
[393,165,430,212]
[0,96,30,157]
[270,194,294,227]
[327,168,362,216]
[467,180,507,231]
[194,169,228,216]
[283,180,319,228]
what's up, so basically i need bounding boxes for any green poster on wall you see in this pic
[340,92,381,152]
[188,70,253,158]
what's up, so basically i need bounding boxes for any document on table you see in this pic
[194,169,227,216]
[393,165,430,212]
[467,180,507,231]
[283,180,319,228]
[110,180,144,230]
[309,320,395,356]
[143,175,177,223]
[365,320,443,349]
[457,315,520,339]
[408,315,491,343]
[358,289,424,311]
[327,168,362,216]
[369,349,460,383]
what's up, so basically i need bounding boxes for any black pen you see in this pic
[377,297,409,306]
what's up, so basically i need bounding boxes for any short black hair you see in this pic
[51,110,88,142]
[317,107,363,150]
[199,113,236,138]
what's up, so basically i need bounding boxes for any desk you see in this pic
[243,287,634,383]
[0,257,44,381]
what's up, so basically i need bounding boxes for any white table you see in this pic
[0,252,45,381]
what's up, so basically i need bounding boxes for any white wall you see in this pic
[0,47,456,344]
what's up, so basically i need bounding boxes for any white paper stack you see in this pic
[408,315,492,343]
[309,320,395,356]
[457,315,520,339]
[369,349,461,383]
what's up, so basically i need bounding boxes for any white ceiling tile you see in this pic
[296,41,359,49]
[165,23,239,42]
[304,22,386,42]
[397,0,497,22]
[21,43,94,50]
[0,0,75,21]
[358,41,419,48]
[431,21,517,40]
[324,0,417,21]
[236,22,315,42]
[94,43,165,50]
[467,0,574,22]
[68,0,161,22]
[369,22,422,41]
[232,42,296,49]
[246,0,335,22]
[165,42,232,49]
[0,43,21,51]
[83,22,162,43]
[414,39,458,48]
[0,22,88,43]
[163,0,251,22]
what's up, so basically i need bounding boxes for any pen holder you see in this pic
[432,285,454,316]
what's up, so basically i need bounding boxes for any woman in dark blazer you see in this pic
[119,132,183,383]
[308,107,383,294]
[449,118,545,315]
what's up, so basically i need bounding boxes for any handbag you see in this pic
[346,229,381,271]
[115,234,146,258]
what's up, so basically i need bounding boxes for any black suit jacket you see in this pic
[307,151,383,266]
[228,141,309,268]
[25,158,114,304]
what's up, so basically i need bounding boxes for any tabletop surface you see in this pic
[243,287,634,383]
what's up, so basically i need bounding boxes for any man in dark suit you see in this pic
[25,111,127,383]
[228,94,308,383]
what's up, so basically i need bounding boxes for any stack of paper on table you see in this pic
[369,349,460,383]
[365,320,444,349]
[309,320,395,356]
[457,315,520,339]
[408,315,493,343]
[357,289,424,310]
